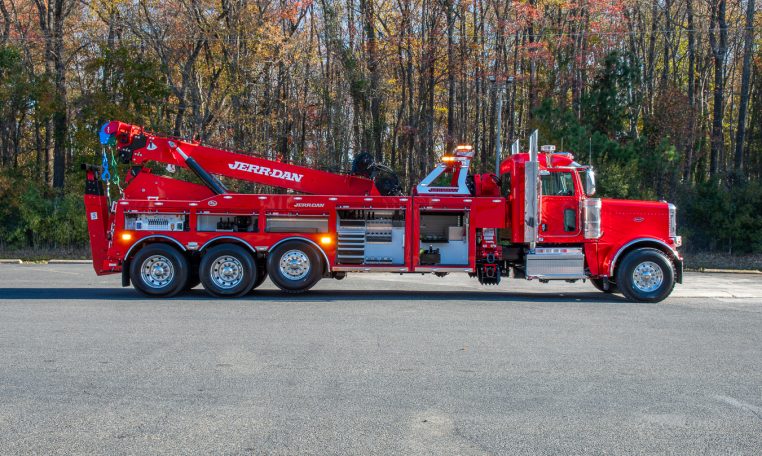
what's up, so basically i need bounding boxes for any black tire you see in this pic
[615,248,675,303]
[250,262,268,292]
[590,278,618,294]
[266,241,323,293]
[199,244,257,298]
[130,243,189,298]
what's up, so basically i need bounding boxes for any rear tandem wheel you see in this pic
[129,243,189,298]
[199,244,258,298]
[266,241,323,293]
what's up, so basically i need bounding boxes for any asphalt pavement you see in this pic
[1,264,761,454]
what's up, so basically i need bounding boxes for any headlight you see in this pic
[668,203,677,238]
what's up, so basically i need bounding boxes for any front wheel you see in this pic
[266,241,323,293]
[615,248,675,303]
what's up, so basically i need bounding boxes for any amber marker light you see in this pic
[320,236,333,246]
[121,232,133,242]
[441,155,456,162]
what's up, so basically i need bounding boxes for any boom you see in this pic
[101,121,380,196]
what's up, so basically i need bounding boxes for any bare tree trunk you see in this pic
[660,0,672,86]
[34,0,75,189]
[362,0,383,162]
[708,0,727,179]
[645,0,659,116]
[509,31,519,142]
[527,0,537,122]
[445,0,455,152]
[734,0,754,174]
[684,0,696,182]
[0,0,10,44]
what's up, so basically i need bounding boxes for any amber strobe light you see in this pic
[121,233,132,241]
[320,236,333,246]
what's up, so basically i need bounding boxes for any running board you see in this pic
[525,247,586,280]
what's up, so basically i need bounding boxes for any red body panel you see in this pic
[84,194,111,274]
[123,171,214,201]
[595,199,677,276]
[100,193,506,275]
[83,168,113,275]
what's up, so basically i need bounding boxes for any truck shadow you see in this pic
[0,287,636,304]
[241,289,634,304]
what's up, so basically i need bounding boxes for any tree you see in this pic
[33,0,77,189]
[734,0,755,174]
[708,0,728,179]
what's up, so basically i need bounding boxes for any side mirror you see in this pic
[585,168,596,196]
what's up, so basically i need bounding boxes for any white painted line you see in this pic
[18,266,83,276]
[714,395,762,419]
[690,268,762,275]
[48,259,93,264]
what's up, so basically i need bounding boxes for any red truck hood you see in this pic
[598,198,672,244]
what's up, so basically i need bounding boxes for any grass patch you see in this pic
[0,246,90,262]
[683,252,762,272]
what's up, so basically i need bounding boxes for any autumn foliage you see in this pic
[0,0,761,254]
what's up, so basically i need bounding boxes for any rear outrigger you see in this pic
[84,122,682,302]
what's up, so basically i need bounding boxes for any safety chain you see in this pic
[110,148,122,193]
[100,144,123,204]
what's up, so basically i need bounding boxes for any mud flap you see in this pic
[675,258,683,284]
[122,264,131,287]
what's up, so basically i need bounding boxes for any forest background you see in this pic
[0,0,760,265]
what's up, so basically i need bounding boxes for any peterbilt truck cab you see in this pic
[495,140,682,302]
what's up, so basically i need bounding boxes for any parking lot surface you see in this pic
[1,264,761,454]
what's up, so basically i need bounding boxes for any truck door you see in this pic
[539,170,582,242]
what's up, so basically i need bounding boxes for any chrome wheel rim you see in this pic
[632,261,663,292]
[210,255,244,289]
[279,250,310,281]
[140,255,174,288]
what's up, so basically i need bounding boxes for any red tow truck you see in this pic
[84,121,682,302]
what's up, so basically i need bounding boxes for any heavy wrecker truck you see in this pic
[84,121,682,302]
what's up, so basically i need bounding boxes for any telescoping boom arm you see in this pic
[100,121,380,196]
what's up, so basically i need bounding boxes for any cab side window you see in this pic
[541,172,575,196]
